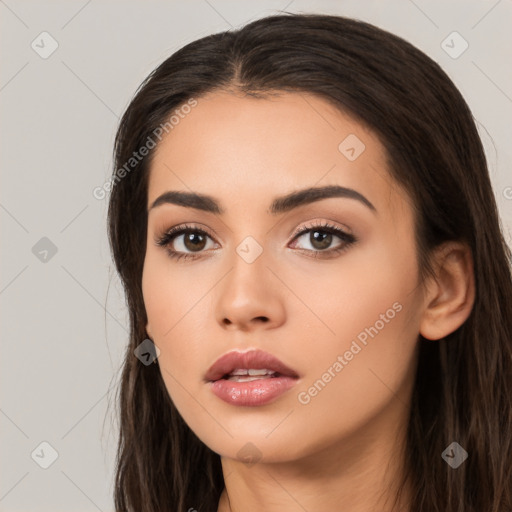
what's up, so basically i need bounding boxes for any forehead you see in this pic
[147,91,409,219]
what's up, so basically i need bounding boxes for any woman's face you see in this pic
[143,91,425,463]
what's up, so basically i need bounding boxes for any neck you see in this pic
[217,405,412,512]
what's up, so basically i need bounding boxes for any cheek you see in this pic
[142,260,207,421]
[287,231,418,347]
[142,250,214,401]
[291,238,421,435]
[142,246,211,337]
[142,252,195,357]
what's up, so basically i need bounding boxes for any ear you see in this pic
[146,323,153,340]
[419,241,475,340]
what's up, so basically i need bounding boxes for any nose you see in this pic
[214,247,286,332]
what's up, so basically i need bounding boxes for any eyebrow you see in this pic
[148,185,377,215]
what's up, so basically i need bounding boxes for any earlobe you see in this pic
[146,323,153,340]
[419,242,475,341]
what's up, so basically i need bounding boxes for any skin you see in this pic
[143,91,475,511]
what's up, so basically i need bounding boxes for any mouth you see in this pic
[205,349,300,382]
[221,368,281,382]
[205,349,300,406]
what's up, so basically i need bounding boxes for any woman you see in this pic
[107,13,512,512]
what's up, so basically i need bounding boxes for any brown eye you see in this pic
[182,232,208,252]
[291,223,356,256]
[156,224,218,261]
[308,230,333,250]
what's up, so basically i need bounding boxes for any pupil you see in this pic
[184,233,206,251]
[311,231,331,250]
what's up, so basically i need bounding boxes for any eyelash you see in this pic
[155,222,358,262]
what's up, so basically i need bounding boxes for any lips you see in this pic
[205,349,300,406]
[204,349,300,382]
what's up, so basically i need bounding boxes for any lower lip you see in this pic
[209,376,298,406]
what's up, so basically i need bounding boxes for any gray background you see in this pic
[1,0,511,510]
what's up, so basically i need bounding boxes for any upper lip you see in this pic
[205,349,300,382]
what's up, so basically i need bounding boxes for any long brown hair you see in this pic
[107,13,512,511]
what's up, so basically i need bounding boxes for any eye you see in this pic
[156,221,357,261]
[155,223,218,261]
[289,221,357,258]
